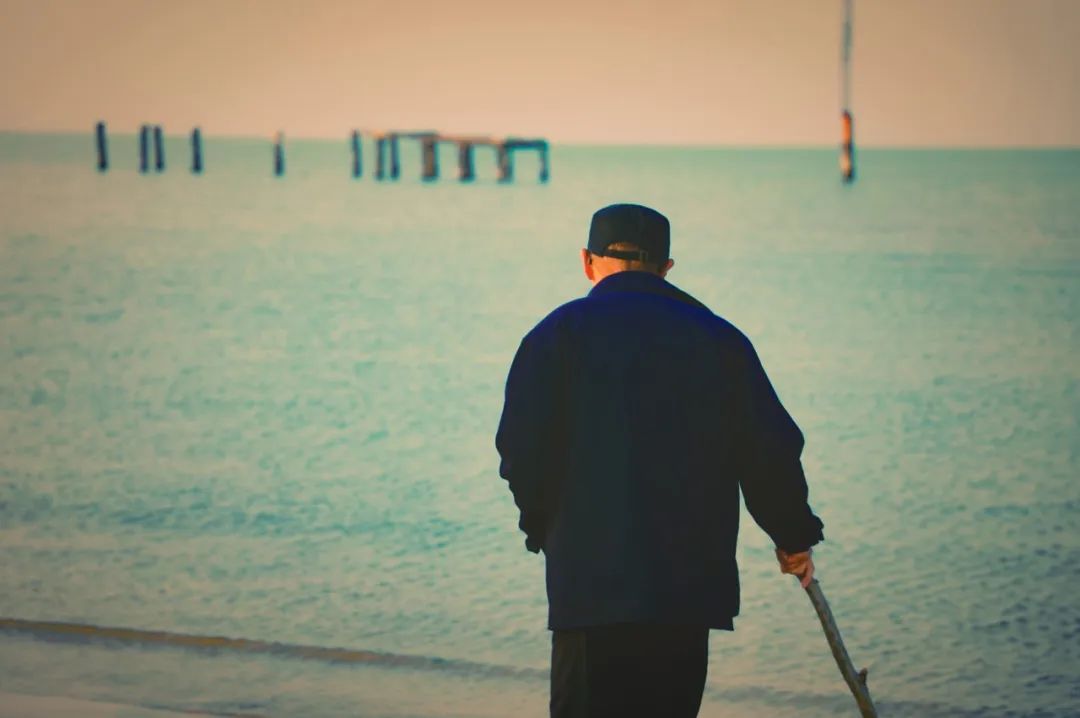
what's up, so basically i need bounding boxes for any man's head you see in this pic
[581,203,675,285]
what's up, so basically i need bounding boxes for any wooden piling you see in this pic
[153,125,165,172]
[138,124,150,173]
[351,130,362,178]
[95,121,108,172]
[421,136,439,181]
[118,124,548,183]
[374,136,386,180]
[191,127,203,174]
[496,143,513,183]
[457,142,475,182]
[389,134,400,180]
[840,0,856,183]
[497,139,549,183]
[273,132,285,176]
[539,145,550,183]
[840,111,855,183]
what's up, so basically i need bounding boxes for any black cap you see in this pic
[587,203,670,264]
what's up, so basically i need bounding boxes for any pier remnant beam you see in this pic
[274,132,285,176]
[191,127,203,174]
[438,135,548,183]
[433,135,492,182]
[384,131,439,181]
[501,138,549,183]
[371,132,402,181]
[458,142,475,182]
[389,134,400,179]
[374,135,386,180]
[351,130,362,178]
[539,145,550,183]
[112,125,549,183]
[95,122,108,172]
[496,144,513,183]
[153,125,165,172]
[138,124,150,173]
[421,135,439,181]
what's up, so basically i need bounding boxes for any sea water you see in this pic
[0,133,1078,717]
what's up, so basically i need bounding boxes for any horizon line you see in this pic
[1,128,1078,152]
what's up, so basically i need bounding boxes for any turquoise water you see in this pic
[1,133,1078,717]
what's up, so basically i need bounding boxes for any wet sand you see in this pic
[0,691,254,718]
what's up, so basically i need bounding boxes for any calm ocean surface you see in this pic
[0,133,1078,717]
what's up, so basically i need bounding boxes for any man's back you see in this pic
[497,203,823,718]
[497,270,824,631]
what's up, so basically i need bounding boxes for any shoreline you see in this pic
[0,691,261,718]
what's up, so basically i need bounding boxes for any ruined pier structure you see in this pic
[368,131,549,183]
[94,122,549,183]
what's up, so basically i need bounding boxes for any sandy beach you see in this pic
[0,691,246,718]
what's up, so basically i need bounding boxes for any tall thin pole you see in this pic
[191,127,203,174]
[375,136,386,180]
[421,136,439,181]
[389,134,400,180]
[841,0,852,112]
[496,144,513,183]
[138,124,150,173]
[153,125,165,172]
[95,121,108,172]
[273,132,285,176]
[457,142,475,182]
[840,0,856,183]
[351,130,362,178]
[539,143,550,183]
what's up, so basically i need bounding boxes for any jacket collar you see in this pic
[587,271,708,311]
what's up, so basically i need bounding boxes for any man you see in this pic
[496,203,824,718]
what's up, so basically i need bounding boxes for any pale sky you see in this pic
[2,0,1078,146]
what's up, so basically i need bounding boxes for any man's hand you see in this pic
[776,548,815,588]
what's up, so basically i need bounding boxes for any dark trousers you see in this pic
[550,624,709,718]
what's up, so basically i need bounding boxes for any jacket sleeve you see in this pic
[495,325,565,553]
[734,337,824,554]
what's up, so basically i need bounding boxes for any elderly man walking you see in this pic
[496,203,824,718]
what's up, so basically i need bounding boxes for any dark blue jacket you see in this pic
[496,271,823,630]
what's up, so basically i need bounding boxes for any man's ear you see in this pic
[659,258,674,278]
[581,248,595,282]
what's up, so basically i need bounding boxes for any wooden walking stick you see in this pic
[804,578,879,717]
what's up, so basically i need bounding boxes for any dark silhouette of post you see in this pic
[458,142,475,182]
[138,124,150,173]
[840,110,855,183]
[274,132,285,176]
[153,125,165,172]
[351,130,362,178]
[95,122,108,172]
[501,139,548,183]
[191,127,203,174]
[389,134,400,180]
[421,136,439,181]
[114,124,548,183]
[496,144,513,183]
[374,136,386,180]
[437,134,547,183]
[840,0,856,183]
